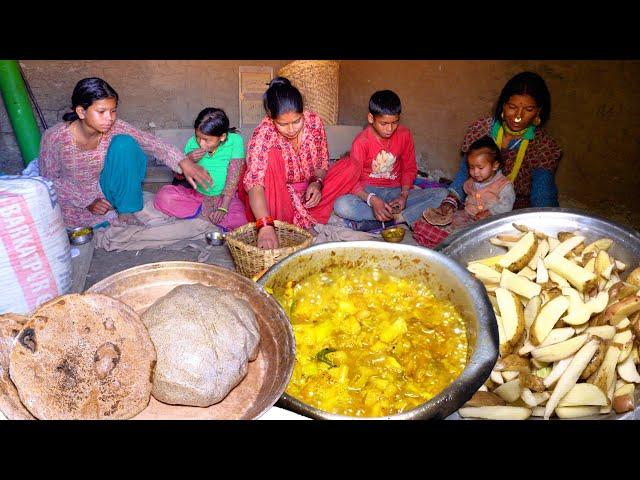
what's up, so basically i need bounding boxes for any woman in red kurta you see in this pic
[240,77,359,249]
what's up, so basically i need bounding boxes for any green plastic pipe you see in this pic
[0,60,41,166]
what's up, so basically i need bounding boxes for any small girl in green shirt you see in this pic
[154,107,248,230]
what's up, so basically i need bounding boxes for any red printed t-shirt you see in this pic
[349,124,417,194]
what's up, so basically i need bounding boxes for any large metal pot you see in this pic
[437,207,640,420]
[257,241,499,420]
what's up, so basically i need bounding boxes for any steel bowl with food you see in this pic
[380,226,406,243]
[257,241,499,420]
[67,226,94,245]
[87,261,296,420]
[437,208,640,420]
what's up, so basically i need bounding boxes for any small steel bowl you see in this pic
[381,226,406,243]
[68,226,94,246]
[205,231,225,246]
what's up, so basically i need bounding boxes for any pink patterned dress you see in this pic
[39,119,184,228]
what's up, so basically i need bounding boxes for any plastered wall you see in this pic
[1,60,638,225]
[338,60,640,223]
[0,60,289,174]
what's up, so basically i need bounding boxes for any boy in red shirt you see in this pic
[333,90,447,231]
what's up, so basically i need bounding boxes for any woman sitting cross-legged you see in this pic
[238,76,360,249]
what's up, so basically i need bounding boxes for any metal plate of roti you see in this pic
[88,261,296,420]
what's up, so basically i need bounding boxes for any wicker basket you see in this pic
[278,60,339,125]
[225,220,314,278]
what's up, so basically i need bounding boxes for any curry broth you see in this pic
[273,265,468,417]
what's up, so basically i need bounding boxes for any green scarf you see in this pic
[490,120,536,182]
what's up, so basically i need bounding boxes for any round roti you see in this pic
[0,313,35,420]
[9,294,156,420]
[423,207,453,226]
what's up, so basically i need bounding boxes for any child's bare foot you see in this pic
[114,213,144,226]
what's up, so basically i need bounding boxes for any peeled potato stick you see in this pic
[465,224,638,420]
[528,239,550,270]
[531,334,588,363]
[617,354,640,383]
[544,338,601,419]
[458,406,532,420]
[550,235,586,258]
[555,406,601,419]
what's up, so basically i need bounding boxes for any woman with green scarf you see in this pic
[435,71,562,217]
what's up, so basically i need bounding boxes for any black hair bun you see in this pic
[268,76,292,88]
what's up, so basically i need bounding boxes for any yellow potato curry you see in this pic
[273,266,468,417]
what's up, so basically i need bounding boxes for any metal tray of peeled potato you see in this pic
[437,208,640,420]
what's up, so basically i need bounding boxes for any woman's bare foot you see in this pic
[115,213,144,226]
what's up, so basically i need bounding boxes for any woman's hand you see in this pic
[179,157,213,190]
[257,225,279,249]
[187,148,207,163]
[304,182,322,208]
[86,197,112,215]
[209,203,229,225]
[370,196,394,222]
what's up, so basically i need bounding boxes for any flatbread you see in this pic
[9,294,156,420]
[0,313,35,420]
[142,284,260,407]
[423,207,453,226]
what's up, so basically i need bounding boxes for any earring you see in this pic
[533,117,541,126]
[500,111,504,120]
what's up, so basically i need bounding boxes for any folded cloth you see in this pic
[313,224,378,243]
[412,219,451,248]
[94,192,219,262]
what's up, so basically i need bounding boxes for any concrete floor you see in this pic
[79,198,640,292]
[84,243,236,290]
[71,185,636,292]
[80,225,418,291]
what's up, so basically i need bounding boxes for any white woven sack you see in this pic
[0,175,72,314]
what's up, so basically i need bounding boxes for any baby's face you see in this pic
[468,152,498,183]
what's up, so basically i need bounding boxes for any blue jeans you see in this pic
[333,186,449,226]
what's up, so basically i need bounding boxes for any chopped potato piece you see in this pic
[558,382,608,407]
[529,295,570,345]
[498,231,537,272]
[495,288,525,356]
[463,225,639,421]
[545,254,598,292]
[458,406,532,420]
